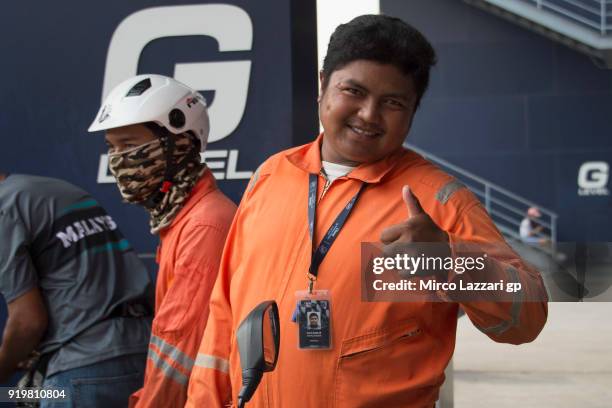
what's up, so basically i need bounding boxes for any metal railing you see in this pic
[405,143,559,255]
[524,0,612,34]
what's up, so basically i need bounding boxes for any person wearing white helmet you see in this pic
[89,74,237,408]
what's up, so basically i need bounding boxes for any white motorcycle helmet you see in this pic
[88,74,209,152]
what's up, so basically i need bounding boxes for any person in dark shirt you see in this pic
[0,173,154,407]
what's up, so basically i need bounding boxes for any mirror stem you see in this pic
[237,368,263,407]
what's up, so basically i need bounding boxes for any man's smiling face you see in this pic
[319,59,418,166]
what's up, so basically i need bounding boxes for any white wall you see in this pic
[316,0,380,72]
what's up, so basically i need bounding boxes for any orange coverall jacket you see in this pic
[130,169,236,408]
[185,136,548,408]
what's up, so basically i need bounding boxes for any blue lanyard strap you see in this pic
[307,173,366,281]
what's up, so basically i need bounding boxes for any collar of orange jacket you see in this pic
[285,133,405,184]
[161,167,218,232]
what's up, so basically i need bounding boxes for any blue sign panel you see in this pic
[0,0,318,255]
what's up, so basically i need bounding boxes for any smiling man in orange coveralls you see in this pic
[89,75,236,407]
[185,15,548,408]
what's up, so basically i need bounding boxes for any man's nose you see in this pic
[357,98,381,124]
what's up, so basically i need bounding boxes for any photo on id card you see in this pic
[298,298,331,349]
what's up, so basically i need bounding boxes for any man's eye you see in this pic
[385,99,406,109]
[343,87,363,96]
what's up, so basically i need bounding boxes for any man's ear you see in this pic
[318,71,326,103]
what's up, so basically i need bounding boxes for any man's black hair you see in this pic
[322,14,437,108]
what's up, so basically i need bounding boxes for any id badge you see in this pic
[293,290,332,350]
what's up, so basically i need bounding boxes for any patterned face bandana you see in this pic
[108,133,205,234]
[108,139,166,204]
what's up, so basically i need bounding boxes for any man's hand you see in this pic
[378,185,450,280]
[380,185,449,248]
[16,351,41,371]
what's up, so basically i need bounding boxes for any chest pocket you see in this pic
[333,319,440,408]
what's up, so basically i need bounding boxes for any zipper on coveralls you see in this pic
[318,170,333,202]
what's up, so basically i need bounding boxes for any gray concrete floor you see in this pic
[453,303,612,407]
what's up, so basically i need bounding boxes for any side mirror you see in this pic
[236,300,280,408]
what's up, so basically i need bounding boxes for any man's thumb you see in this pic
[403,185,424,218]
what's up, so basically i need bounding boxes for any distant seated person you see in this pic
[520,206,549,245]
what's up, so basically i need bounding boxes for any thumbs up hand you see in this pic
[380,186,449,258]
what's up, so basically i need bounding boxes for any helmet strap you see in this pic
[141,123,200,209]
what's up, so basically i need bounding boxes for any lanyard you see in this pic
[307,173,366,292]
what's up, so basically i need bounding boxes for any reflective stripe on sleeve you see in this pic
[195,353,230,373]
[147,346,189,386]
[477,266,524,336]
[150,335,195,372]
[436,180,465,204]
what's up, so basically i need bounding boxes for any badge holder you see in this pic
[292,284,332,350]
[291,174,364,351]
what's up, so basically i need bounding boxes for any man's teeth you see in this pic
[350,126,378,137]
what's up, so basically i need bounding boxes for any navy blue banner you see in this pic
[0,0,318,255]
